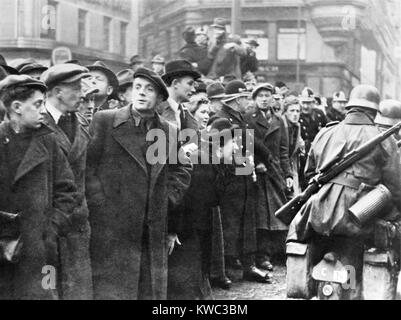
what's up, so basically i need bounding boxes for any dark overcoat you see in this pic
[43,112,93,300]
[86,105,192,300]
[0,122,76,300]
[288,110,401,243]
[210,105,257,257]
[245,110,291,231]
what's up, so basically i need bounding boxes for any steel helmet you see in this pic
[375,99,401,126]
[346,85,380,112]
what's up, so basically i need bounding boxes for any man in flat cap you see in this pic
[86,61,119,113]
[86,67,192,300]
[41,64,93,300]
[0,75,77,300]
[116,69,134,108]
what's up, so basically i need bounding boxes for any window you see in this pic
[120,22,128,55]
[78,9,88,47]
[277,22,306,61]
[103,17,112,51]
[41,0,58,39]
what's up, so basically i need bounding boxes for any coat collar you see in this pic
[42,112,90,162]
[0,122,53,185]
[282,115,302,158]
[344,110,376,125]
[253,109,280,137]
[221,104,243,123]
[111,105,175,179]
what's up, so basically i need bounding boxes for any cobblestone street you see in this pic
[213,266,288,300]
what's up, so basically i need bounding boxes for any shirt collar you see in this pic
[168,97,180,113]
[46,102,64,125]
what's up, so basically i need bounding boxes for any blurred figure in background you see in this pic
[241,39,259,76]
[206,82,226,117]
[129,55,145,73]
[151,55,166,77]
[79,79,99,123]
[327,91,348,122]
[116,69,134,108]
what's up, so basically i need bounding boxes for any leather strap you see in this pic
[330,173,361,190]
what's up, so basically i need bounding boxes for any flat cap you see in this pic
[117,69,135,88]
[41,64,90,89]
[252,83,275,100]
[19,63,48,75]
[0,75,47,93]
[134,67,169,101]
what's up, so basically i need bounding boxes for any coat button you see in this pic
[3,137,10,144]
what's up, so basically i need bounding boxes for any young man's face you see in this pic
[88,70,112,98]
[78,96,95,123]
[58,81,84,113]
[285,104,301,124]
[19,90,46,130]
[174,76,197,103]
[255,89,273,111]
[132,77,160,112]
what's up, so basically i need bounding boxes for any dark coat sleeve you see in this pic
[86,111,108,208]
[50,136,77,236]
[279,117,293,179]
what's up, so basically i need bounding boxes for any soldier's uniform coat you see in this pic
[42,112,93,300]
[288,109,401,243]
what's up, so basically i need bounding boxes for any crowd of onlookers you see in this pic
[0,16,352,301]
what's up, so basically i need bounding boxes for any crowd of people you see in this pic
[0,16,397,301]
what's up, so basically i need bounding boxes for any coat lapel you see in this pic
[264,115,280,139]
[42,112,72,155]
[111,106,148,174]
[150,116,176,183]
[13,127,51,185]
[69,115,91,163]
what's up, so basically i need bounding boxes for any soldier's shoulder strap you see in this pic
[326,121,340,128]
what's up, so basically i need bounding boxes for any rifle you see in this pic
[275,121,401,226]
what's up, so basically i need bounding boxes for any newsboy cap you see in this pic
[134,67,169,101]
[0,75,47,93]
[41,64,90,89]
[19,63,48,75]
[252,83,275,100]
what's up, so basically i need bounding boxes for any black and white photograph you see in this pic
[0,0,401,305]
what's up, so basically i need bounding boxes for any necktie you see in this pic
[178,104,186,130]
[58,113,75,143]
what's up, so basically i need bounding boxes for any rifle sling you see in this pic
[329,173,361,190]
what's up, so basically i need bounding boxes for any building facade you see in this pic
[138,0,401,99]
[0,0,139,72]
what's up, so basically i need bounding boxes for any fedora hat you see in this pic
[211,17,227,30]
[86,61,119,99]
[0,54,19,75]
[246,39,259,48]
[162,60,201,84]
